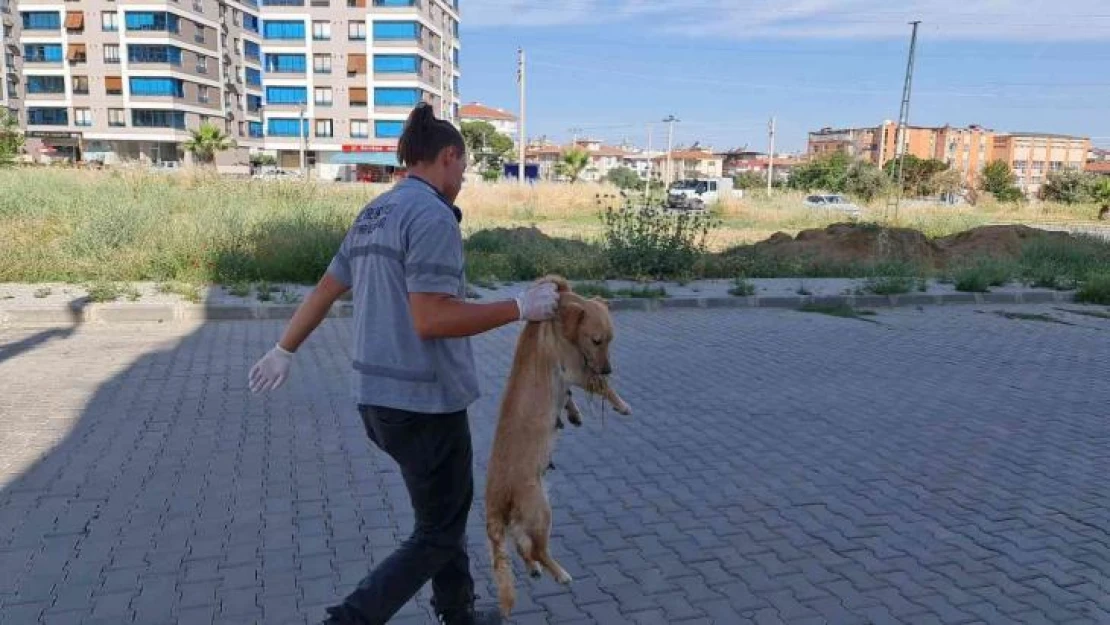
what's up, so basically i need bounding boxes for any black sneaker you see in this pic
[436,605,503,625]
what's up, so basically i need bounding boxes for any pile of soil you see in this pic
[731,223,1076,269]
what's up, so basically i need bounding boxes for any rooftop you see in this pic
[459,102,517,122]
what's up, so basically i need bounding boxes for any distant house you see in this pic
[721,149,802,182]
[459,102,518,138]
[651,148,724,183]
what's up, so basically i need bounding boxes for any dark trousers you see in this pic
[327,405,476,624]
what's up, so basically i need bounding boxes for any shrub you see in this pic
[600,197,718,281]
[952,257,1014,292]
[1076,273,1110,305]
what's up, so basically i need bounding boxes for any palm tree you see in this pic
[1092,178,1110,220]
[555,148,590,183]
[184,122,234,166]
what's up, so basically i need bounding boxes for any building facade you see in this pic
[4,0,459,175]
[992,133,1090,196]
[459,100,515,138]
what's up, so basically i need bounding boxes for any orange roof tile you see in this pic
[460,102,517,122]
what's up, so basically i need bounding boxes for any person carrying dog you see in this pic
[248,102,559,625]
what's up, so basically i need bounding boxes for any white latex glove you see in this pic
[514,282,559,321]
[249,343,294,393]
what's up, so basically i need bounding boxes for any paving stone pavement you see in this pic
[2,304,1110,625]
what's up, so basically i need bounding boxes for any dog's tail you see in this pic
[487,515,515,617]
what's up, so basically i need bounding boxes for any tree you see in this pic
[732,171,766,191]
[788,152,852,193]
[844,161,890,202]
[1090,177,1110,220]
[882,155,948,196]
[605,166,642,190]
[1040,169,1095,204]
[0,110,24,166]
[555,148,590,183]
[460,120,514,175]
[929,167,966,198]
[184,122,234,165]
[980,160,1024,202]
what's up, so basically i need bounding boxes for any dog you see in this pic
[485,276,632,617]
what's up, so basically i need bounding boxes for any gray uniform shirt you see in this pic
[326,176,479,414]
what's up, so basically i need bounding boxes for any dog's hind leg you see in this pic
[511,526,542,579]
[530,497,573,584]
[487,516,516,617]
[564,391,583,426]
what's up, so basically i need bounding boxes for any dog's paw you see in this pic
[530,568,542,579]
[556,570,573,585]
[614,400,632,416]
[568,413,583,427]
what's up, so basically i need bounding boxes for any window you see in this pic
[312,20,330,40]
[261,0,303,5]
[348,87,367,106]
[314,87,332,106]
[102,11,118,31]
[374,0,415,5]
[26,75,66,94]
[262,20,304,39]
[198,85,210,103]
[247,94,262,111]
[74,108,92,127]
[105,76,123,94]
[372,21,417,40]
[245,67,262,86]
[373,54,417,73]
[125,11,179,32]
[266,118,307,137]
[196,55,208,73]
[129,45,183,65]
[194,22,205,43]
[348,21,365,40]
[104,44,120,63]
[374,87,419,107]
[350,119,368,138]
[264,53,305,73]
[244,40,260,60]
[243,14,258,32]
[313,53,331,74]
[24,44,64,63]
[248,121,263,137]
[315,119,332,138]
[22,11,61,30]
[347,0,366,8]
[130,77,184,97]
[346,53,366,75]
[132,109,186,128]
[108,109,126,127]
[265,85,306,104]
[72,75,89,94]
[28,107,69,125]
[67,43,88,63]
[375,120,402,138]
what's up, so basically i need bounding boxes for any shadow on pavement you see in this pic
[0,299,86,365]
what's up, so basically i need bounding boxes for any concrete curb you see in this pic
[0,291,1079,327]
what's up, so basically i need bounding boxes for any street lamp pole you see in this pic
[662,114,679,185]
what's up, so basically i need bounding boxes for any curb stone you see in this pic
[0,290,1078,327]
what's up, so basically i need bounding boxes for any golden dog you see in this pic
[485,276,632,617]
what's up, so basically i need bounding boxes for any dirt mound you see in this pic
[465,226,592,254]
[726,223,1077,269]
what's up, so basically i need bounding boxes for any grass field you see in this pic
[2,167,1108,290]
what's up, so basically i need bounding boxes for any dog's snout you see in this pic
[600,364,613,376]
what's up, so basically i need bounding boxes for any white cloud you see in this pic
[462,0,1110,41]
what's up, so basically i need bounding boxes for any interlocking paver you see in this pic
[2,305,1110,623]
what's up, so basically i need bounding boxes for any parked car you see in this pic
[803,194,862,218]
[665,178,743,211]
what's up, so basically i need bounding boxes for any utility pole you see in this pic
[663,114,679,186]
[569,126,583,146]
[766,116,776,195]
[516,47,526,185]
[299,105,308,181]
[891,20,921,219]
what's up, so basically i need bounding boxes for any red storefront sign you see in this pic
[341,144,396,153]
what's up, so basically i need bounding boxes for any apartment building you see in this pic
[651,148,723,183]
[6,0,459,175]
[992,132,1090,196]
[459,100,515,138]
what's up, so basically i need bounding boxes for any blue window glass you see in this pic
[26,76,65,94]
[21,11,60,30]
[23,44,63,63]
[261,0,303,5]
[266,118,308,137]
[28,107,68,125]
[264,54,305,73]
[125,12,179,32]
[243,14,259,33]
[128,45,182,65]
[246,68,262,86]
[262,20,304,39]
[243,40,260,60]
[373,54,418,73]
[374,88,419,107]
[249,122,263,138]
[372,21,418,40]
[265,86,306,105]
[375,120,403,138]
[132,110,186,128]
[247,95,263,112]
[130,77,184,97]
[374,0,415,5]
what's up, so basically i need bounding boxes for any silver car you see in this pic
[803,194,862,218]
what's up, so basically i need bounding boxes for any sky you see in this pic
[458,0,1110,154]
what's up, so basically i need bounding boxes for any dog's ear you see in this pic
[559,302,585,340]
